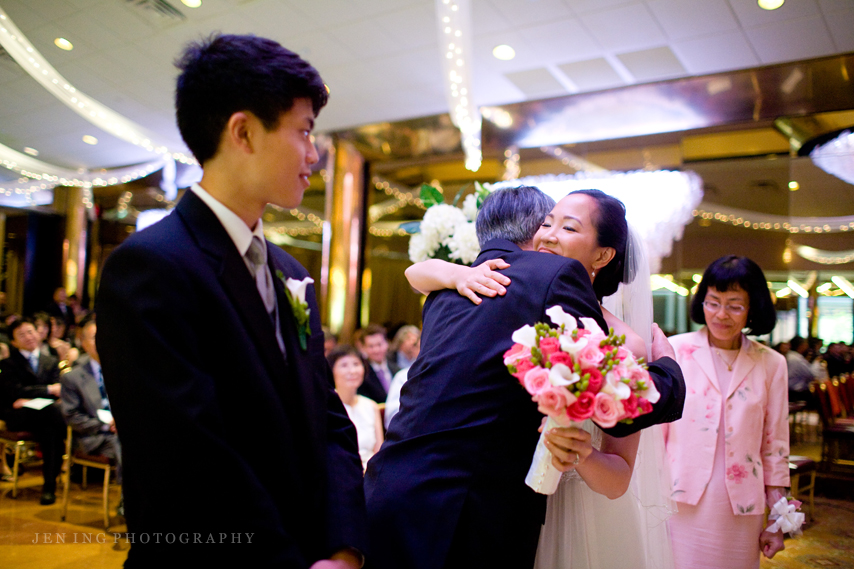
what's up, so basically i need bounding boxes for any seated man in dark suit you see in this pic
[354,324,399,403]
[59,315,122,510]
[0,318,65,505]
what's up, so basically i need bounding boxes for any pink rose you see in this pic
[627,366,649,390]
[512,358,535,381]
[592,392,624,428]
[577,342,605,369]
[536,385,576,421]
[538,336,560,360]
[637,397,653,416]
[566,391,596,422]
[585,369,604,393]
[504,343,531,366]
[549,351,573,368]
[621,394,639,419]
[522,367,550,395]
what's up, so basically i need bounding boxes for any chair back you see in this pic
[837,376,852,418]
[824,378,843,417]
[811,381,835,430]
[841,375,854,416]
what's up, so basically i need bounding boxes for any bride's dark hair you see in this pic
[571,189,628,300]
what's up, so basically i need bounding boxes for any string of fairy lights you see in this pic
[693,203,854,234]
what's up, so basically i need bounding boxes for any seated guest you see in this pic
[786,336,815,402]
[0,318,65,504]
[825,342,853,378]
[59,315,122,508]
[354,324,399,403]
[389,325,420,370]
[48,316,76,365]
[46,287,75,335]
[323,326,338,357]
[383,367,408,431]
[328,346,383,470]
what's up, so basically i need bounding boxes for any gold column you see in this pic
[62,187,88,296]
[322,139,365,344]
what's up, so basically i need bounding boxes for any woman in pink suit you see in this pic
[664,255,789,568]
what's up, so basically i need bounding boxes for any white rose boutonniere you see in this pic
[277,271,313,351]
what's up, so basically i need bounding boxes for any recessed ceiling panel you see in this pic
[617,46,686,82]
[504,67,568,99]
[558,57,624,92]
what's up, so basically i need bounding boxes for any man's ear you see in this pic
[592,247,616,271]
[223,111,254,154]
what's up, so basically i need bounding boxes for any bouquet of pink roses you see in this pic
[504,305,660,494]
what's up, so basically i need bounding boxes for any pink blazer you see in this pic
[664,328,790,515]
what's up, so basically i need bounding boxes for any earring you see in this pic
[591,270,596,278]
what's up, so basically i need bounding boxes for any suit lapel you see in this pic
[725,335,758,400]
[692,331,721,394]
[175,192,290,400]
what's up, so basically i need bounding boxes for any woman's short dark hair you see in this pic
[327,344,366,371]
[175,34,328,165]
[690,255,776,335]
[571,189,628,300]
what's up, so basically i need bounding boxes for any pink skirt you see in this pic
[668,481,764,569]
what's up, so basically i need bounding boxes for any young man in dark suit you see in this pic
[365,186,685,569]
[0,318,65,505]
[96,34,366,568]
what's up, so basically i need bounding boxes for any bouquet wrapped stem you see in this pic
[525,415,566,495]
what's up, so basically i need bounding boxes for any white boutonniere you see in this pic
[277,271,313,351]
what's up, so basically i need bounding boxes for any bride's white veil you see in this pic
[602,223,676,569]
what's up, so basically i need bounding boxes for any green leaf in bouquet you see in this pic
[474,181,490,209]
[433,243,454,263]
[420,184,444,207]
[452,183,472,207]
[399,221,421,234]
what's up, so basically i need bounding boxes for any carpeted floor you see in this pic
[762,496,854,569]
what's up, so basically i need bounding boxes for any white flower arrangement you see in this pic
[404,183,489,266]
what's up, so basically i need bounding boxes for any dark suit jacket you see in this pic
[364,239,685,569]
[358,358,400,403]
[59,357,113,455]
[96,190,367,567]
[0,348,60,415]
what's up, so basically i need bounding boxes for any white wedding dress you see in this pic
[533,423,674,569]
[533,225,675,569]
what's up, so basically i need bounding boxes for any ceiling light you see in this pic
[758,0,784,9]
[23,147,38,156]
[54,38,73,51]
[82,135,98,145]
[181,0,202,7]
[831,276,854,299]
[692,274,702,283]
[787,279,809,298]
[492,45,515,61]
[788,180,799,191]
[816,282,832,294]
[775,287,791,298]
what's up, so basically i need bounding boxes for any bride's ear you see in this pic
[592,247,615,271]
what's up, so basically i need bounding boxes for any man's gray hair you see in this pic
[475,186,555,247]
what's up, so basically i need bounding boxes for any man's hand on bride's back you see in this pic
[456,258,511,305]
[650,323,675,361]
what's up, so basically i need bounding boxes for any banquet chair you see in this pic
[378,403,386,434]
[61,426,117,530]
[811,381,854,474]
[788,456,816,522]
[0,420,40,498]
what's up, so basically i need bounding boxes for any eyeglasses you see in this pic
[702,300,747,315]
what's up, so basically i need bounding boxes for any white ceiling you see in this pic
[0,0,852,175]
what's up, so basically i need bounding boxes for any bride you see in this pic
[405,189,674,569]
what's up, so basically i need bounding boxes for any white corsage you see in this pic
[277,272,313,351]
[766,497,805,536]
